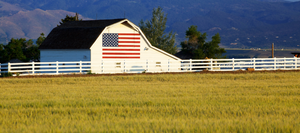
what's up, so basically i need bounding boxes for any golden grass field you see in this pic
[0,72,300,132]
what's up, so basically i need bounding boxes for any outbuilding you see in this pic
[39,18,181,73]
[291,52,300,58]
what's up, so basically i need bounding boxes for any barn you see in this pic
[39,19,181,73]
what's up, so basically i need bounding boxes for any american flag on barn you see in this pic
[102,33,141,59]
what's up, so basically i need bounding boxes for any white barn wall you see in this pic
[139,36,181,72]
[90,22,181,73]
[40,49,91,62]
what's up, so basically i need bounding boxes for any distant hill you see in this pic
[0,0,300,49]
[0,1,87,44]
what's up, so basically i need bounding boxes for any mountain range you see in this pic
[0,0,299,49]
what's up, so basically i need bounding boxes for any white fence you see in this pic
[0,57,300,76]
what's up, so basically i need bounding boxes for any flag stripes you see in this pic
[102,53,140,55]
[102,33,141,59]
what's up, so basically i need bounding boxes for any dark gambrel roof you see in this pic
[39,19,126,49]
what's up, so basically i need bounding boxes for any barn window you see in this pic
[156,62,161,67]
[115,62,121,68]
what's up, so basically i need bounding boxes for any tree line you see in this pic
[0,9,225,63]
[0,33,45,63]
[139,7,226,59]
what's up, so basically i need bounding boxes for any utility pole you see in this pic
[272,43,274,58]
[75,12,79,21]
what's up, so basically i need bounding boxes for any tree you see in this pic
[139,7,177,55]
[58,13,81,26]
[0,33,45,63]
[36,33,46,46]
[0,44,6,63]
[180,25,226,59]
[24,38,40,62]
[0,38,29,62]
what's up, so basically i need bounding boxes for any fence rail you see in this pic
[1,57,299,76]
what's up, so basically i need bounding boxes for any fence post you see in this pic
[146,60,148,72]
[295,57,298,69]
[8,62,11,73]
[32,61,35,74]
[189,59,192,71]
[123,60,126,73]
[274,57,277,70]
[79,61,82,73]
[210,58,213,71]
[101,60,103,73]
[232,58,235,71]
[253,58,256,70]
[168,59,170,72]
[284,57,286,69]
[56,61,59,74]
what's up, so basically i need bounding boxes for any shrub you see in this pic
[87,70,93,75]
[0,72,13,77]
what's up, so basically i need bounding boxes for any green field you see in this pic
[0,72,300,132]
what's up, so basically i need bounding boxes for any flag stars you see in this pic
[103,33,119,47]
